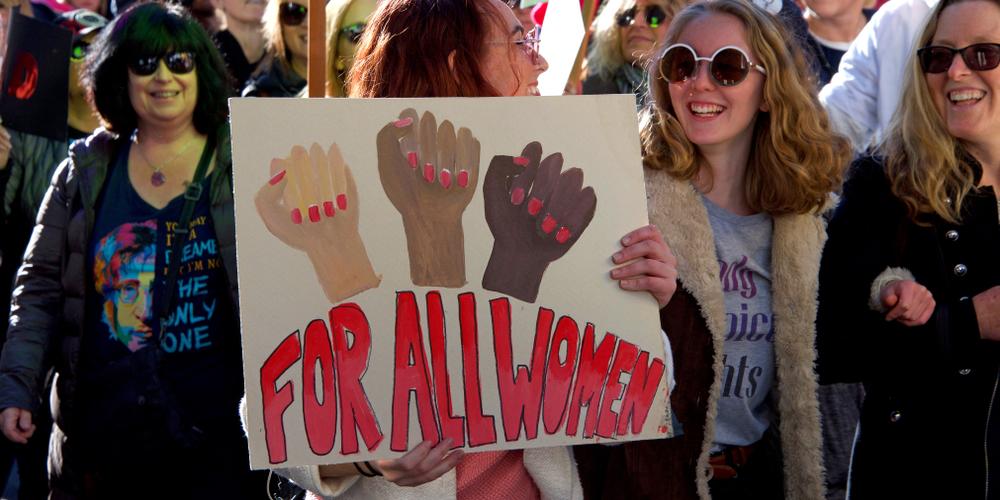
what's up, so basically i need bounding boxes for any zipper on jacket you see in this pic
[985,370,999,500]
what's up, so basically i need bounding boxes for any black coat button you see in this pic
[889,410,902,423]
[945,230,959,241]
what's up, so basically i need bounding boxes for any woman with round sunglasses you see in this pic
[582,0,680,101]
[816,0,1000,497]
[574,1,849,498]
[323,0,378,97]
[0,3,271,497]
[242,0,309,97]
[265,0,678,499]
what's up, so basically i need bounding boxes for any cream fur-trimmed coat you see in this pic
[641,169,825,499]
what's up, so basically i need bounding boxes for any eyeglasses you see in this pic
[616,4,667,29]
[70,40,90,62]
[918,43,1000,73]
[339,22,366,44]
[659,43,766,87]
[128,52,196,76]
[486,27,541,64]
[279,2,307,26]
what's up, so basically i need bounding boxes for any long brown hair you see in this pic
[347,0,509,97]
[642,0,849,215]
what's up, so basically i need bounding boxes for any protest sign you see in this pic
[231,95,673,468]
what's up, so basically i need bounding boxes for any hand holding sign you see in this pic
[375,108,480,287]
[255,143,380,303]
[482,141,597,303]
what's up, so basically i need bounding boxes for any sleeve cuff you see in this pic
[276,466,361,499]
[869,266,915,313]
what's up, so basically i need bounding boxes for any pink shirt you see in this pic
[456,450,540,500]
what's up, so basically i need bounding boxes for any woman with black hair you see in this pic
[0,3,267,497]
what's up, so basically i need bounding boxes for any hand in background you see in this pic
[375,109,480,287]
[255,142,380,303]
[973,285,1000,341]
[0,407,34,444]
[482,141,597,303]
[879,279,935,327]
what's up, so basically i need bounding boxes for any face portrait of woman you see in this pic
[127,54,199,131]
[924,0,1000,156]
[666,11,767,155]
[280,0,310,64]
[336,0,377,71]
[479,0,548,96]
[619,0,671,64]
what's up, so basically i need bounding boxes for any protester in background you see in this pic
[0,11,106,497]
[582,0,680,103]
[0,4,268,497]
[261,0,677,498]
[29,0,106,23]
[817,0,1000,497]
[819,0,939,153]
[802,0,873,86]
[214,0,267,93]
[243,0,308,97]
[324,0,377,97]
[575,1,850,498]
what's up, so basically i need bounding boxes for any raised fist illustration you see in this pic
[482,141,597,303]
[255,142,380,304]
[376,108,480,287]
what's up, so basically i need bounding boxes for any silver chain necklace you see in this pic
[131,130,197,187]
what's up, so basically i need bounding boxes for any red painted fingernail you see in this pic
[269,169,286,185]
[407,151,418,168]
[323,201,335,217]
[527,197,543,215]
[511,187,525,205]
[308,204,321,222]
[440,169,452,188]
[291,208,303,224]
[457,169,469,188]
[393,117,413,127]
[542,214,558,234]
[513,156,529,166]
[556,226,572,243]
[424,163,435,182]
[337,194,348,211]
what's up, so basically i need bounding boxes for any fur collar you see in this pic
[645,167,826,500]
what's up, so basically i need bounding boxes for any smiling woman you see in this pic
[242,0,308,97]
[0,2,271,498]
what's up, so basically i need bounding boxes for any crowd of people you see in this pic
[0,0,996,498]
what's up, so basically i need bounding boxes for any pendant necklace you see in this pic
[132,130,197,187]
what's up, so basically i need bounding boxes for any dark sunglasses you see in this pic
[616,4,667,29]
[128,52,196,76]
[70,40,90,62]
[279,2,307,26]
[918,43,1000,73]
[339,22,366,44]
[659,43,766,87]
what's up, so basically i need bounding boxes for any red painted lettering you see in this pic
[596,339,640,438]
[427,292,465,447]
[330,303,383,454]
[542,316,580,435]
[390,292,441,451]
[493,298,551,441]
[459,293,497,446]
[260,331,301,464]
[565,326,615,438]
[617,350,665,436]
[302,319,336,455]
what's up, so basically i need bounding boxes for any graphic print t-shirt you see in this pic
[702,196,776,449]
[85,142,241,426]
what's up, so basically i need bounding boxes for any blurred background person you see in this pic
[802,0,874,86]
[582,0,679,103]
[242,0,308,97]
[0,3,268,497]
[324,0,377,97]
[817,0,1000,497]
[214,0,267,93]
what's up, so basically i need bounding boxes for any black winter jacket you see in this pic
[0,126,238,458]
[817,156,1000,499]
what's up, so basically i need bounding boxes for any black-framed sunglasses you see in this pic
[70,40,90,62]
[918,43,1000,73]
[616,4,667,29]
[339,22,366,44]
[128,52,196,76]
[659,43,766,87]
[279,2,307,26]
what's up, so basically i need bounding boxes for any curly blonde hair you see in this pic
[587,0,682,81]
[881,0,996,223]
[642,0,850,215]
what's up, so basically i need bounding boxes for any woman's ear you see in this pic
[759,99,770,112]
[448,49,461,85]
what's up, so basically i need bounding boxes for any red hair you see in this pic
[347,0,510,97]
